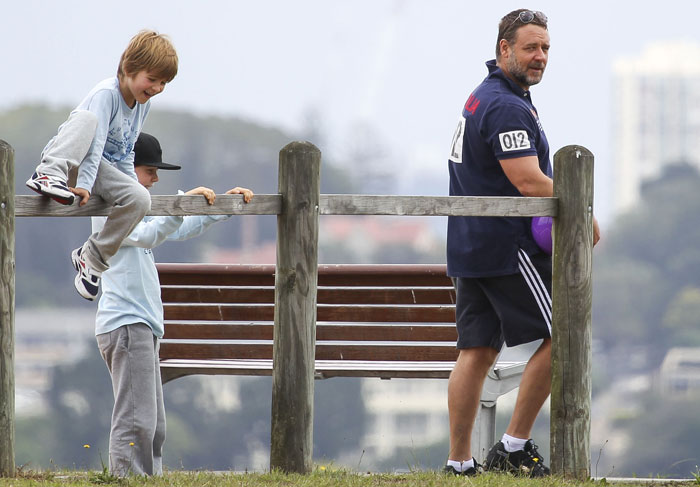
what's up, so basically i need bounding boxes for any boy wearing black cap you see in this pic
[93,132,253,476]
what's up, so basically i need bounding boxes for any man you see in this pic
[444,9,600,477]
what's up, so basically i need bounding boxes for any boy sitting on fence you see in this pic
[26,30,178,301]
[94,132,253,476]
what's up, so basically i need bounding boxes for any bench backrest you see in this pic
[157,263,458,367]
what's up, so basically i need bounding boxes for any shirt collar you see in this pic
[485,59,532,101]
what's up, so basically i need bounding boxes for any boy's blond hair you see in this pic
[117,30,178,82]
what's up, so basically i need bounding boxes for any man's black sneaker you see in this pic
[484,439,550,477]
[442,459,483,476]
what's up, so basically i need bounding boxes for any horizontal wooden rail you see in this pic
[14,194,282,217]
[320,194,558,217]
[14,194,558,218]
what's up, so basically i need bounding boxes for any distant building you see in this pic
[209,215,444,264]
[15,308,96,415]
[658,347,700,396]
[612,41,700,215]
[360,379,447,462]
[318,215,443,262]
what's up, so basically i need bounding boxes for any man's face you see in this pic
[501,24,550,89]
[134,165,159,189]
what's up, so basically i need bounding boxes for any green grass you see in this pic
[1,469,698,487]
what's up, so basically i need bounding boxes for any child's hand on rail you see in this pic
[226,187,254,203]
[186,186,217,205]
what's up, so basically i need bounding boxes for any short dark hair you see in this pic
[495,9,548,60]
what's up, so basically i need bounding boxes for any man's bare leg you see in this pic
[505,338,551,439]
[447,346,499,462]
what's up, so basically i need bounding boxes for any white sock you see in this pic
[446,458,475,472]
[502,433,527,452]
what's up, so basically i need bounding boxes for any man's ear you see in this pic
[499,38,511,59]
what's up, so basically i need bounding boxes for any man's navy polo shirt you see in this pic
[446,59,552,278]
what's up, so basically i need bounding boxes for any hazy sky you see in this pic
[3,0,700,225]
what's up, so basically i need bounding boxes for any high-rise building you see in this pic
[612,41,700,214]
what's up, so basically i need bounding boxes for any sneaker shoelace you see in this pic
[521,442,549,475]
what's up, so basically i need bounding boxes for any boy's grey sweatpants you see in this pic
[36,110,150,272]
[97,323,166,477]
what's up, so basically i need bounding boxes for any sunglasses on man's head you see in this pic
[510,10,547,27]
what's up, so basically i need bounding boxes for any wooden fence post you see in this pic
[0,140,15,478]
[550,145,594,479]
[270,141,321,473]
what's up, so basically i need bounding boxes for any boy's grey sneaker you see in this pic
[26,171,75,205]
[71,246,101,301]
[442,459,483,476]
[484,439,550,477]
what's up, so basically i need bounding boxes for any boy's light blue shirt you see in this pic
[65,76,150,192]
[93,203,229,338]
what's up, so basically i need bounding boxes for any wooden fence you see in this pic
[0,140,594,479]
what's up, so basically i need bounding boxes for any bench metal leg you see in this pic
[471,402,496,463]
[470,361,526,462]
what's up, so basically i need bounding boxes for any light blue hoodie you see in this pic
[93,204,229,338]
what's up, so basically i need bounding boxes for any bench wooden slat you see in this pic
[157,266,275,286]
[164,322,274,340]
[159,359,526,381]
[163,304,456,323]
[161,287,275,304]
[161,286,455,305]
[156,263,451,287]
[317,273,449,287]
[163,322,457,341]
[159,359,457,380]
[159,340,459,362]
[320,305,455,322]
[163,304,274,321]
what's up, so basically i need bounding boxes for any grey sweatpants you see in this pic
[36,110,151,272]
[97,323,166,477]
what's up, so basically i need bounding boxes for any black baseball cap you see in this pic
[134,132,181,170]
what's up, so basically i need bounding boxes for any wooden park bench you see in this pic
[156,262,526,459]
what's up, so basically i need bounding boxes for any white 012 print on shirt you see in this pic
[498,130,530,152]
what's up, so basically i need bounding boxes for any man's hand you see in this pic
[226,187,254,203]
[593,217,601,246]
[70,187,91,206]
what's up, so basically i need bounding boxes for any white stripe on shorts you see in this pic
[517,249,552,334]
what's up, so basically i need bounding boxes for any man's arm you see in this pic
[499,155,553,197]
[500,155,600,245]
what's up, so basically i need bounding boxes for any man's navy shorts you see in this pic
[454,249,552,351]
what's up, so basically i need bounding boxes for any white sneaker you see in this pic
[71,246,101,301]
[26,171,75,205]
